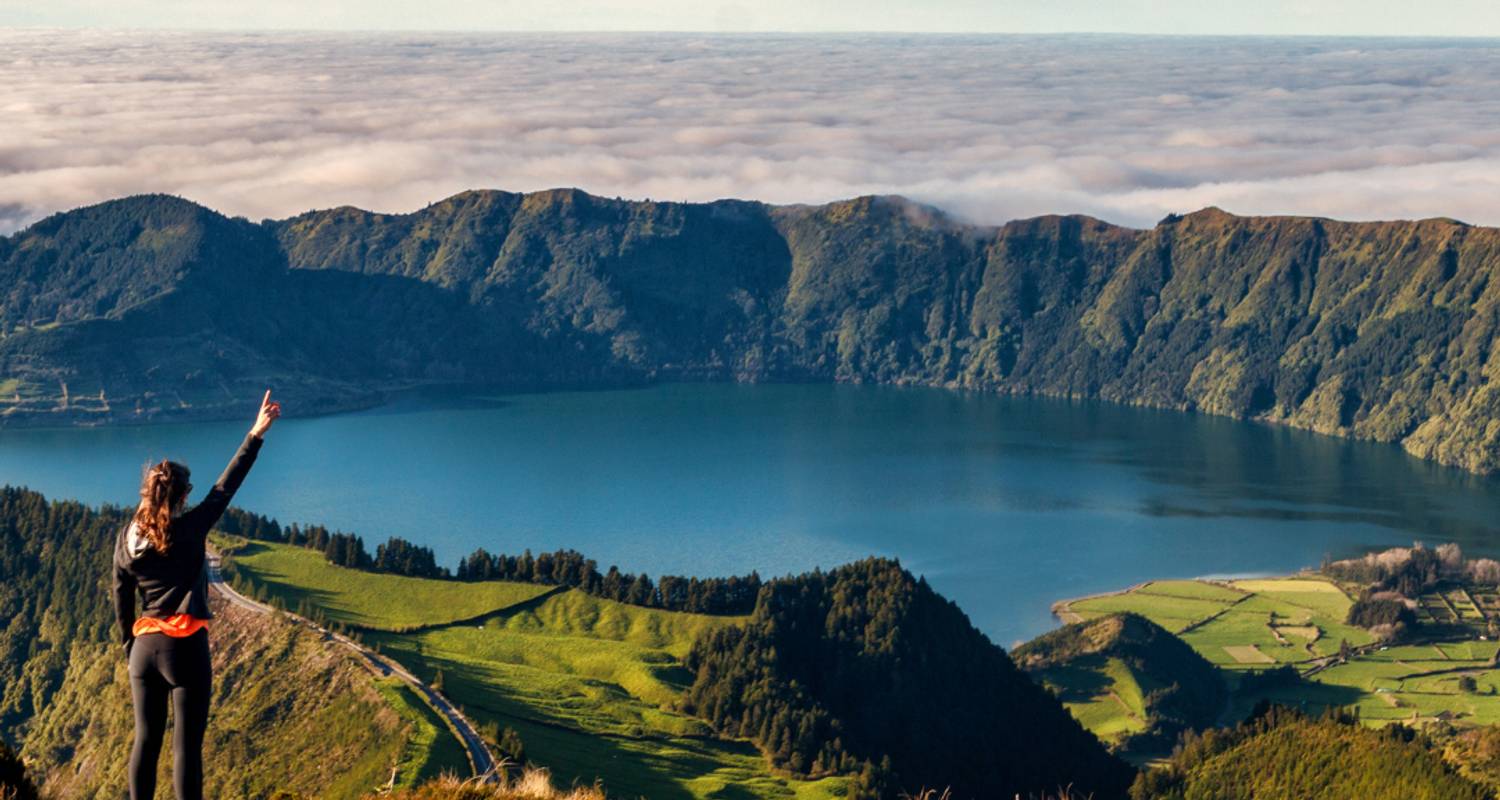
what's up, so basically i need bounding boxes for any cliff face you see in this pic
[3,191,1497,473]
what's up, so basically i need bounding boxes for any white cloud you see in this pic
[3,31,1500,233]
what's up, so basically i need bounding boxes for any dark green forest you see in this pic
[680,558,1136,799]
[3,190,1499,473]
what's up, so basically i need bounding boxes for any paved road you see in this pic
[206,553,500,782]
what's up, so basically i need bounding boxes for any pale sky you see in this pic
[3,0,1500,36]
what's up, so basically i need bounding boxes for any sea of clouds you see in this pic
[3,30,1500,234]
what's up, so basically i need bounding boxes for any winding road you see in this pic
[206,553,500,782]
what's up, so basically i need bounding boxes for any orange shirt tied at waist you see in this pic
[132,614,208,638]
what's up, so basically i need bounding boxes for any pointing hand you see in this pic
[250,389,281,438]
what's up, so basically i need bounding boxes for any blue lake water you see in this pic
[2,383,1498,646]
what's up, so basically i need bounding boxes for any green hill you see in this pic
[1131,708,1489,800]
[4,191,1500,473]
[682,559,1136,799]
[1013,612,1226,752]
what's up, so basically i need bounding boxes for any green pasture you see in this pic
[1069,592,1234,633]
[1067,576,1369,662]
[369,590,842,799]
[1136,580,1248,603]
[217,537,553,630]
[371,590,735,736]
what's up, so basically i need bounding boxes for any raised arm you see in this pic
[185,390,280,529]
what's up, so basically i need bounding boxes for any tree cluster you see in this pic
[1347,595,1418,630]
[1324,542,1500,598]
[457,547,761,614]
[374,538,444,578]
[221,509,424,577]
[477,720,527,776]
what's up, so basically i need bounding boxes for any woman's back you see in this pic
[113,431,263,628]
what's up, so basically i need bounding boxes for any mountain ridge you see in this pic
[3,190,1497,473]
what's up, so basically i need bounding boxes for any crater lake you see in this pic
[2,383,1497,646]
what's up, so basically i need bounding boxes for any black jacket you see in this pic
[113,432,263,647]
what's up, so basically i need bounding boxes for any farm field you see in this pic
[1237,645,1500,725]
[1066,576,1374,668]
[226,538,848,800]
[1058,575,1500,734]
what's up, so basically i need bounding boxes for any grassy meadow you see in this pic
[216,536,554,630]
[224,539,849,800]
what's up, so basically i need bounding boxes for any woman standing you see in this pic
[113,390,280,800]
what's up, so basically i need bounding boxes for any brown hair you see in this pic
[134,460,191,552]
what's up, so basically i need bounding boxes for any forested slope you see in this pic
[681,558,1136,799]
[2,191,1499,471]
[1131,708,1489,800]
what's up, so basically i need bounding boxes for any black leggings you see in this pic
[128,629,211,800]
